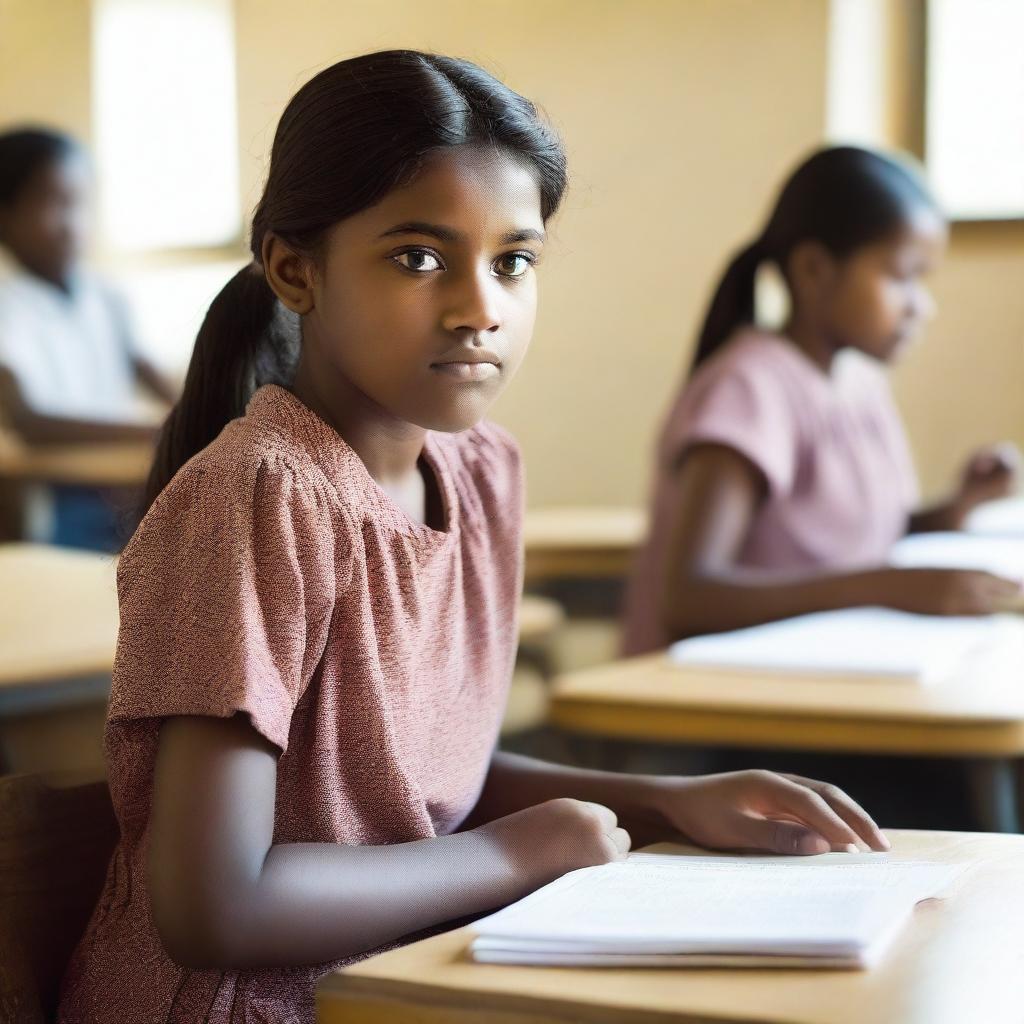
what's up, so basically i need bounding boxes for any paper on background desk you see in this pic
[668,607,1007,684]
[471,851,964,969]
[889,532,1024,582]
[966,496,1024,538]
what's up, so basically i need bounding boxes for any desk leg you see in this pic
[967,758,1020,833]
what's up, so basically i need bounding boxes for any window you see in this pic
[926,0,1024,220]
[92,0,241,251]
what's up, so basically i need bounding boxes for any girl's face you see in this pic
[299,145,545,433]
[821,206,948,363]
[0,155,89,287]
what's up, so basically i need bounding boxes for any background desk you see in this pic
[549,624,1024,831]
[318,830,1024,1024]
[0,545,119,774]
[523,506,645,584]
[0,431,153,489]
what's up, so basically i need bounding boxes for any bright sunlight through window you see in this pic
[92,0,241,251]
[926,0,1024,219]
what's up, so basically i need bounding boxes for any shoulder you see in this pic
[123,407,350,585]
[693,329,805,390]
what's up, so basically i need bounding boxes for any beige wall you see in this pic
[891,224,1024,500]
[0,0,92,141]
[3,0,1021,506]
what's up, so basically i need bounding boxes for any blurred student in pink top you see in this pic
[58,55,886,1024]
[623,146,1020,656]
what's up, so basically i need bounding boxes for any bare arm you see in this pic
[461,750,669,845]
[0,367,159,445]
[149,714,628,970]
[132,355,178,407]
[659,444,1020,639]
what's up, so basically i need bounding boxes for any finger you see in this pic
[782,776,889,851]
[732,814,830,856]
[580,801,618,831]
[983,574,1024,597]
[766,779,863,848]
[609,827,632,857]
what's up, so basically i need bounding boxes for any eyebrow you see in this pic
[379,221,545,245]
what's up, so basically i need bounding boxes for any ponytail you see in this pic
[689,238,767,373]
[138,264,298,519]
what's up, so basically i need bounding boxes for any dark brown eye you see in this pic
[495,253,533,278]
[394,250,442,272]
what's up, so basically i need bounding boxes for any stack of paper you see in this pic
[471,852,963,969]
[966,496,1024,537]
[888,532,1024,582]
[668,607,1004,684]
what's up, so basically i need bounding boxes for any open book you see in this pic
[471,850,963,969]
[668,607,1007,684]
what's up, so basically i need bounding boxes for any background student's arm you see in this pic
[659,444,1021,638]
[0,366,160,445]
[148,713,629,970]
[461,750,888,855]
[132,355,178,407]
[908,443,1021,533]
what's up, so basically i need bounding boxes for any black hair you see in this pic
[690,145,940,373]
[0,127,79,206]
[141,50,566,517]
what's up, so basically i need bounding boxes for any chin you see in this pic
[417,408,491,434]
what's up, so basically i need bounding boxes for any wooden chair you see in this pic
[0,774,119,1023]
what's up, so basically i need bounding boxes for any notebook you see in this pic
[471,850,964,969]
[668,607,1005,684]
[888,531,1024,582]
[966,496,1024,538]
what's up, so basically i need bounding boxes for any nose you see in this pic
[440,268,502,335]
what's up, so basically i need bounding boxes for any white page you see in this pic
[966,496,1024,538]
[472,854,962,967]
[668,608,1002,684]
[889,532,1024,582]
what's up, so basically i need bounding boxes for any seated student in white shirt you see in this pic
[0,127,177,548]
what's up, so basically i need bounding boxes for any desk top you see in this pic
[0,430,153,488]
[0,544,120,689]
[523,506,646,582]
[318,830,1024,1024]
[549,620,1024,756]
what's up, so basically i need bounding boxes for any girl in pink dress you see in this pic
[624,146,1020,656]
[59,54,886,1024]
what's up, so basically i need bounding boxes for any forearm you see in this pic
[662,566,894,638]
[908,499,965,534]
[168,827,529,969]
[134,356,178,406]
[463,751,668,843]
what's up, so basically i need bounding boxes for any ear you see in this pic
[785,240,839,302]
[261,233,315,315]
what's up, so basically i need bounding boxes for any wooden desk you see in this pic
[517,595,565,645]
[0,431,153,489]
[523,506,646,582]
[549,623,1024,831]
[0,545,119,693]
[318,830,1024,1024]
[0,545,119,774]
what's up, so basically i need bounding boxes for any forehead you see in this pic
[343,146,544,240]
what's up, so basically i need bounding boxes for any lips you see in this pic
[430,347,502,382]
